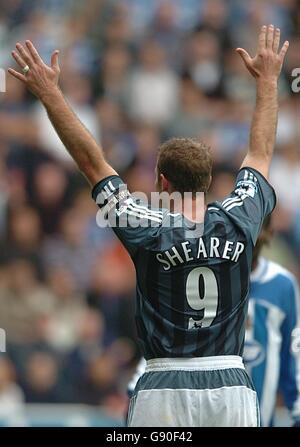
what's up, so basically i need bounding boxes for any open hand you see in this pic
[8,40,60,99]
[236,25,289,82]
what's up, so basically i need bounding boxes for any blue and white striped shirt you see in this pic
[245,257,300,426]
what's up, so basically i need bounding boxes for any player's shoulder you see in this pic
[237,166,275,191]
[255,257,298,292]
[251,258,299,315]
[205,202,247,239]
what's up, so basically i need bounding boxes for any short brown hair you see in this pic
[157,137,212,194]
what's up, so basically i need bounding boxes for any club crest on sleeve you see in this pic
[235,179,258,198]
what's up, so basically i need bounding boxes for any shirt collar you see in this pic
[250,257,268,283]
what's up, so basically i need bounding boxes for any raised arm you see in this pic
[236,25,289,179]
[8,41,117,186]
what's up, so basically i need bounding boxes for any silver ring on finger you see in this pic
[22,65,30,75]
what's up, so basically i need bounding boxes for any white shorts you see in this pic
[128,356,259,427]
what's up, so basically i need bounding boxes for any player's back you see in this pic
[134,205,252,359]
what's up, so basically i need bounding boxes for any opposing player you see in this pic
[245,216,300,427]
[8,25,289,426]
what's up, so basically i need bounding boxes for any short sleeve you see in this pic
[92,175,164,257]
[217,167,276,244]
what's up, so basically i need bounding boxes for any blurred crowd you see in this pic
[0,0,300,422]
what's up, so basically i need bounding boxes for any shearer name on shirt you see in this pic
[156,237,245,271]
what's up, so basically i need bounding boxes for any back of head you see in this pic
[156,137,212,195]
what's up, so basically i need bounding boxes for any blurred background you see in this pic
[0,0,299,426]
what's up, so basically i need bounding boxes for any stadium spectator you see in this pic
[21,351,67,403]
[127,39,179,125]
[0,258,54,347]
[0,356,25,426]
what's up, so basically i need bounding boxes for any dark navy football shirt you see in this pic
[92,167,276,359]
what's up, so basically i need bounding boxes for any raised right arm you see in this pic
[236,25,289,179]
[8,41,116,187]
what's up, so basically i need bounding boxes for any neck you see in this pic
[251,259,257,272]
